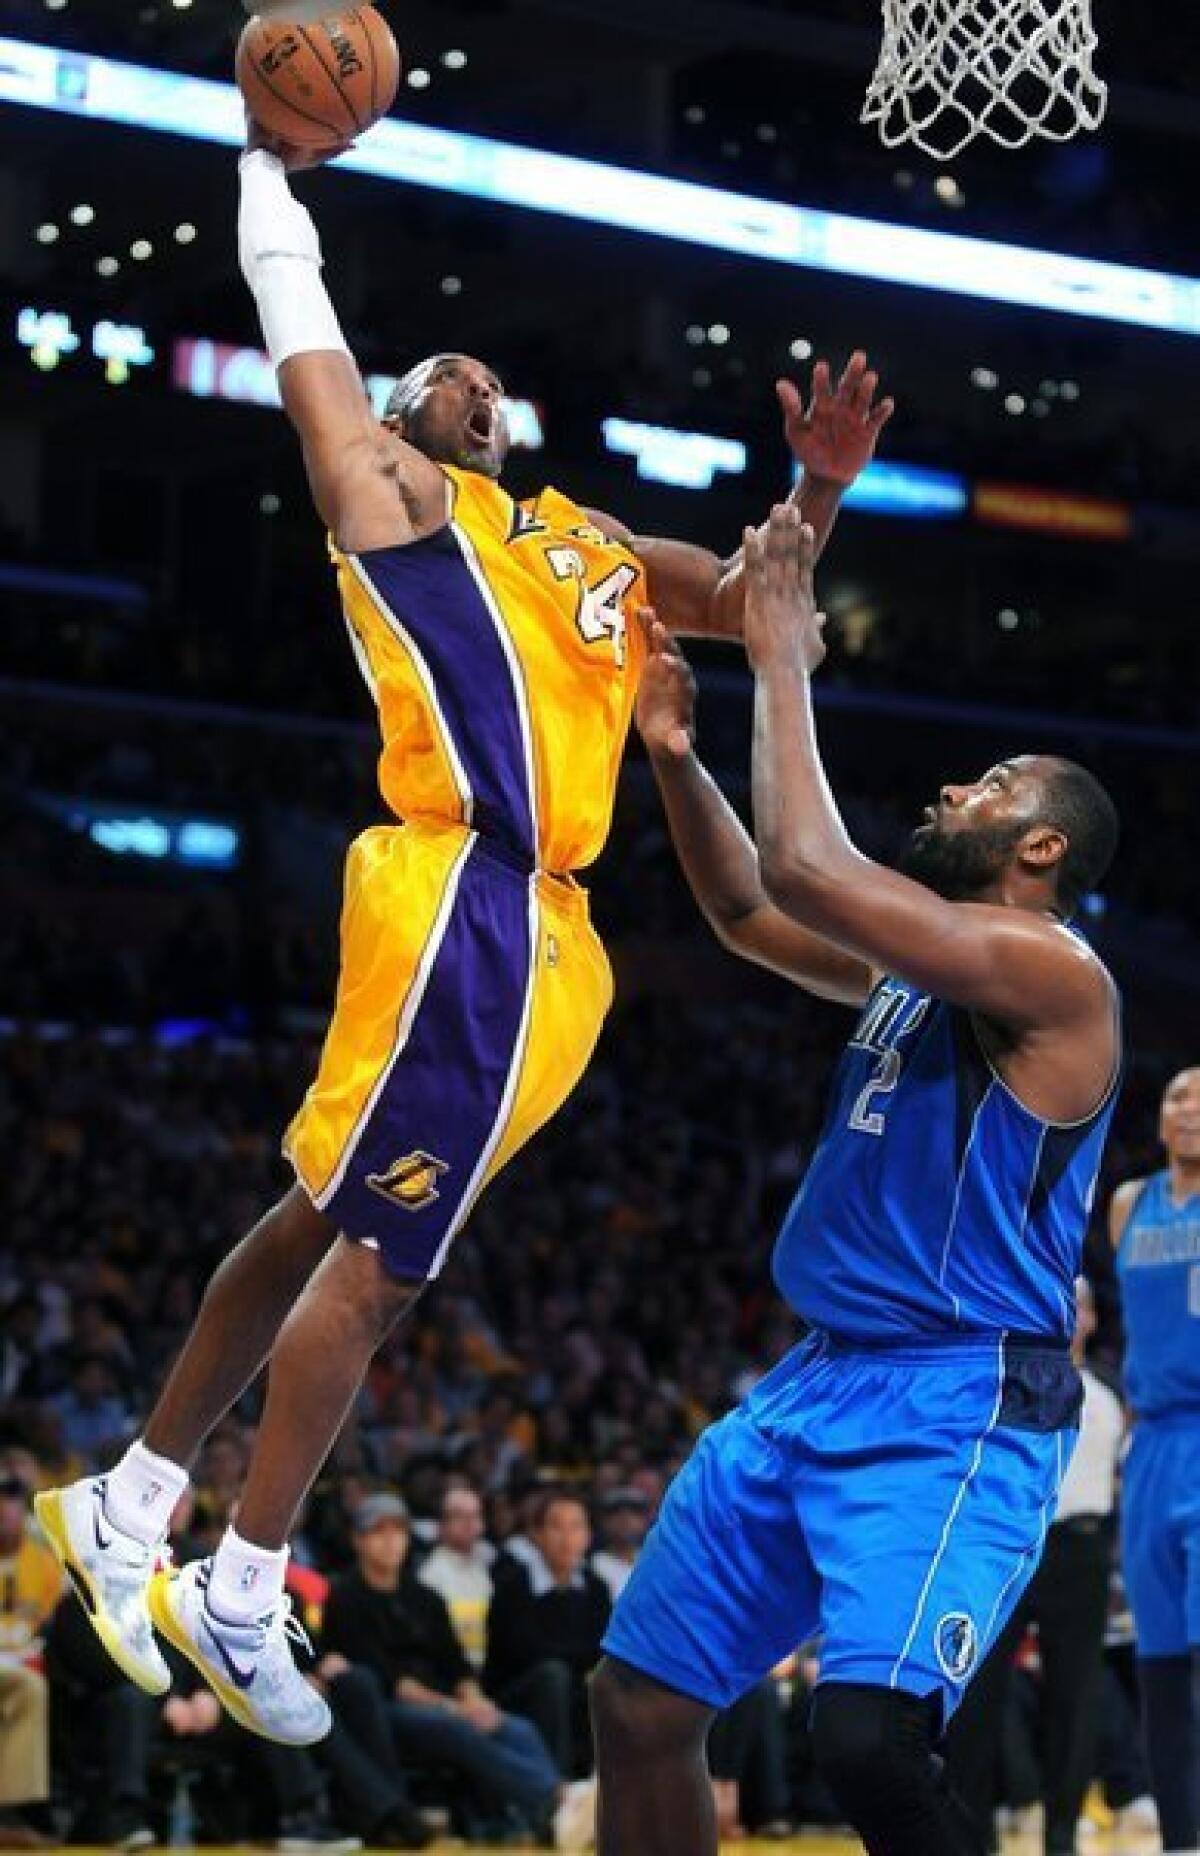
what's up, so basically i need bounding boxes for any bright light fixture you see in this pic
[5,32,1200,339]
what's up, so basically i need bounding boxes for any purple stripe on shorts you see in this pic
[323,841,533,1281]
[356,532,535,864]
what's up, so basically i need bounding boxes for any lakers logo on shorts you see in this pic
[366,1151,450,1213]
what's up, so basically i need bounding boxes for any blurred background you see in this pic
[0,0,1197,1844]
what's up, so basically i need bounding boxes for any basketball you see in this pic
[235,7,401,150]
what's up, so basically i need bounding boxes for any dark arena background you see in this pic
[1,0,1198,1850]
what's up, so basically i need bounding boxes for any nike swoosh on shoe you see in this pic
[201,1614,259,1691]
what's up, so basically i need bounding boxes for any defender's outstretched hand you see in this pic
[635,610,697,761]
[743,506,827,677]
[777,350,894,486]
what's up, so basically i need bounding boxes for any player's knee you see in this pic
[810,1681,938,1804]
[589,1656,711,1761]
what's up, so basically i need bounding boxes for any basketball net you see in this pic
[862,0,1108,161]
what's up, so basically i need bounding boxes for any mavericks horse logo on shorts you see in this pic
[366,1151,450,1213]
[934,1611,978,1683]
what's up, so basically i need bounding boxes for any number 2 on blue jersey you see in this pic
[848,1047,903,1135]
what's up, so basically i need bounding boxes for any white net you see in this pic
[862,0,1108,161]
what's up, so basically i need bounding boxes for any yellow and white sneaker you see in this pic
[148,1559,331,1747]
[34,1477,171,1695]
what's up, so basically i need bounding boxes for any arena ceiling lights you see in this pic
[3,34,1200,337]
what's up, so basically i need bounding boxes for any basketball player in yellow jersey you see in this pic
[36,128,892,1755]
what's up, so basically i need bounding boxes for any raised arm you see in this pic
[741,508,1115,1116]
[237,135,444,551]
[590,352,893,640]
[634,613,872,1006]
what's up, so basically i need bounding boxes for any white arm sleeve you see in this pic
[238,148,352,369]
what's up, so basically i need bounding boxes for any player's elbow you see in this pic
[710,910,756,962]
[759,852,844,933]
[759,849,817,913]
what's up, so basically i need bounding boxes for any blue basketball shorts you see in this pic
[604,1331,1081,1722]
[1122,1412,1200,1657]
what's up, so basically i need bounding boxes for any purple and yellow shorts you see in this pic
[285,817,612,1280]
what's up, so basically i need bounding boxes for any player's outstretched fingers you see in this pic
[769,503,799,555]
[838,349,868,395]
[776,377,803,419]
[634,604,659,649]
[852,369,879,417]
[763,505,796,602]
[651,619,682,667]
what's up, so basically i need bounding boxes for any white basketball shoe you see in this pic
[148,1558,331,1747]
[34,1477,172,1695]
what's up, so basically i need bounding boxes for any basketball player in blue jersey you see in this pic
[34,127,893,1758]
[1111,1067,1200,1856]
[592,507,1123,1856]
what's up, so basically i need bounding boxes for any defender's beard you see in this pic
[900,820,1024,900]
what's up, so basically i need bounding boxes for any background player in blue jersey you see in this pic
[1111,1067,1200,1856]
[591,506,1122,1856]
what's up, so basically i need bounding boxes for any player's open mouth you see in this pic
[466,409,493,445]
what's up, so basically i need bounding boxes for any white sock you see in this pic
[206,1526,289,1623]
[102,1439,189,1546]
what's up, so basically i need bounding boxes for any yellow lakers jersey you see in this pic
[331,468,648,873]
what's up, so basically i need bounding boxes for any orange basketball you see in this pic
[235,7,401,149]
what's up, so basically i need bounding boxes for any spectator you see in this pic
[416,1486,494,1671]
[486,1490,611,1779]
[319,1494,593,1848]
[707,1680,794,1844]
[590,1490,652,1602]
[0,1467,63,1847]
[50,1355,131,1463]
[0,1305,43,1405]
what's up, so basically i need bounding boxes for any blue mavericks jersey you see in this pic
[773,976,1119,1343]
[1116,1172,1200,1420]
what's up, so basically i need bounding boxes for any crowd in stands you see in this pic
[3,679,1200,1047]
[0,968,1187,1846]
[5,508,1200,739]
